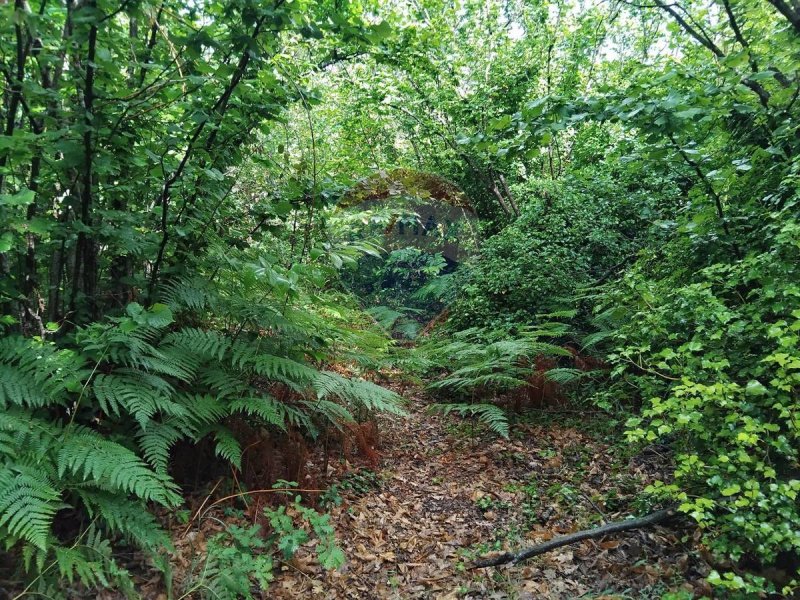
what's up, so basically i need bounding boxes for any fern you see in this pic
[136,422,184,473]
[163,328,231,361]
[200,367,250,399]
[210,426,244,470]
[418,323,572,438]
[366,305,405,331]
[162,276,216,312]
[0,463,62,550]
[93,372,185,427]
[250,354,318,383]
[57,433,182,506]
[300,399,355,430]
[0,364,49,408]
[78,490,171,553]
[428,403,510,438]
[229,395,288,429]
[0,257,408,595]
[174,393,228,431]
[313,371,407,416]
[544,367,585,385]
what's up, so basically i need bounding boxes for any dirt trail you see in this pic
[270,388,705,599]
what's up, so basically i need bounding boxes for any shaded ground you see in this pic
[267,388,711,599]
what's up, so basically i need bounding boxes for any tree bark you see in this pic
[69,4,99,323]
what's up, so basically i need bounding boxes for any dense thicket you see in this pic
[2,0,800,596]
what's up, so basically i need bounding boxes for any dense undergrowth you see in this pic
[1,0,799,596]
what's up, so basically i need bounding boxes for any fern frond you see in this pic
[428,403,510,438]
[173,393,229,432]
[136,422,184,473]
[0,463,62,550]
[0,335,34,362]
[0,364,49,408]
[300,399,354,429]
[53,525,135,593]
[366,306,404,331]
[582,329,615,348]
[0,410,61,459]
[210,426,243,470]
[57,433,181,506]
[54,542,112,587]
[163,328,231,361]
[544,367,584,385]
[200,367,250,399]
[133,352,198,383]
[313,372,407,416]
[536,309,579,319]
[93,373,185,427]
[250,354,318,383]
[161,277,216,312]
[78,489,171,553]
[229,396,287,429]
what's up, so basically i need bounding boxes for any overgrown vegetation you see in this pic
[1,0,799,596]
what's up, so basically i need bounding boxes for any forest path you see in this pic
[270,386,697,599]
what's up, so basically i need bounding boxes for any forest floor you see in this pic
[262,385,712,599]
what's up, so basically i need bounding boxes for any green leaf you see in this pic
[0,189,35,207]
[720,484,741,496]
[0,233,13,252]
[745,380,767,397]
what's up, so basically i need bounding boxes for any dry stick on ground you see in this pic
[470,506,677,569]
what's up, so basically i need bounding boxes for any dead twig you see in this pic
[470,506,678,569]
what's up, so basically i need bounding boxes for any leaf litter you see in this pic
[268,386,712,599]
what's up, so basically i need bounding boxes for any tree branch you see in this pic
[471,507,678,569]
[653,0,724,57]
[765,0,800,35]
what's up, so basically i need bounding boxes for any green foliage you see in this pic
[264,497,345,569]
[183,523,274,600]
[450,165,674,329]
[608,206,800,589]
[180,487,343,599]
[422,325,570,395]
[1,0,799,594]
[419,324,570,438]
[428,403,510,439]
[0,274,403,594]
[346,248,451,339]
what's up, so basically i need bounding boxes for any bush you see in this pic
[450,165,674,329]
[605,206,800,594]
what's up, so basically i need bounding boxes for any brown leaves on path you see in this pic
[269,387,708,599]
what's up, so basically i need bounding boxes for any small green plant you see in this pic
[182,493,344,599]
[339,469,382,495]
[431,403,511,438]
[264,496,345,570]
[182,524,274,600]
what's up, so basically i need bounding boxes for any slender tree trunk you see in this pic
[69,4,99,323]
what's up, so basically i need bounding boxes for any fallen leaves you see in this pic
[195,385,707,598]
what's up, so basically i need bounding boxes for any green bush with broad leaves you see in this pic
[604,206,800,595]
[450,165,674,329]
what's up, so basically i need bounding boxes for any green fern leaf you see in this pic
[211,426,243,470]
[0,464,62,550]
[229,396,287,429]
[428,403,510,438]
[57,433,181,506]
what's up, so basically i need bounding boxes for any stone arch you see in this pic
[339,168,473,210]
[338,169,477,263]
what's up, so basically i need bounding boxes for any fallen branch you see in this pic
[470,506,677,569]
